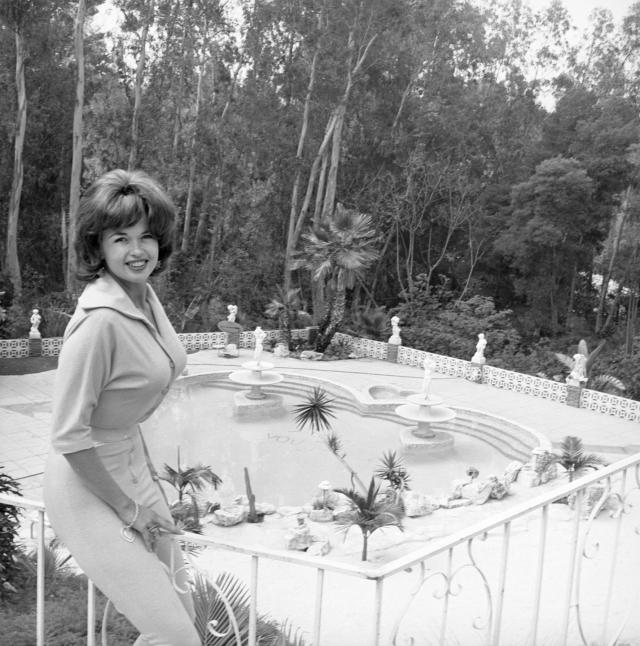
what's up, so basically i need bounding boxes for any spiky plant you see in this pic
[334,478,404,561]
[325,431,367,494]
[554,435,606,482]
[375,451,411,495]
[160,447,222,532]
[293,387,337,433]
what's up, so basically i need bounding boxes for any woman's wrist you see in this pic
[117,498,139,525]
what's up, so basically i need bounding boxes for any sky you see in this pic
[525,0,633,27]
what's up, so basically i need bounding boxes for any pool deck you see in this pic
[1,349,639,501]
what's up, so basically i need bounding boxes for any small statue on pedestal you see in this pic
[471,333,487,364]
[388,316,402,345]
[253,326,266,365]
[29,309,42,339]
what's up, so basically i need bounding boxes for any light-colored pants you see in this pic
[44,427,200,646]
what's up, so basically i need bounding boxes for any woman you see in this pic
[44,169,200,646]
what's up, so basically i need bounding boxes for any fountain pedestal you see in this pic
[396,394,456,452]
[229,361,284,418]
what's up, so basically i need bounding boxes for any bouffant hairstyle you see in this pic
[74,169,175,282]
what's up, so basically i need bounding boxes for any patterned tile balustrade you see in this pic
[0,338,29,358]
[333,332,388,359]
[41,337,64,357]
[4,330,640,423]
[580,387,640,422]
[483,364,568,404]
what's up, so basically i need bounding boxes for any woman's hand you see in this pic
[121,502,182,552]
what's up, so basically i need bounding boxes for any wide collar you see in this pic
[78,272,156,325]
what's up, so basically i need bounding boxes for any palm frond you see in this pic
[293,387,336,433]
[325,431,344,456]
[589,374,626,394]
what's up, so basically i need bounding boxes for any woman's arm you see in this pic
[64,447,180,552]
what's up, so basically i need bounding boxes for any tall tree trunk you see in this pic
[284,14,321,295]
[128,0,154,171]
[625,292,637,358]
[5,24,27,298]
[67,0,85,294]
[596,186,631,334]
[180,59,203,253]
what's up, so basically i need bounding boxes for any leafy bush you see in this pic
[396,279,522,367]
[0,467,22,601]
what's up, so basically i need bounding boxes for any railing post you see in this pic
[36,509,46,646]
[312,569,325,645]
[249,555,258,646]
[87,580,96,646]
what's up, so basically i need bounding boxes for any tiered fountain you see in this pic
[396,359,456,451]
[229,327,285,417]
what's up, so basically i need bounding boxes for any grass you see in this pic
[0,356,58,376]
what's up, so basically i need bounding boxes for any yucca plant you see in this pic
[294,388,368,494]
[553,435,606,482]
[334,478,404,561]
[293,387,336,434]
[375,451,411,503]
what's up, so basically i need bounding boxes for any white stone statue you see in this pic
[227,304,238,322]
[421,358,433,397]
[471,332,487,364]
[29,309,42,339]
[567,353,588,385]
[388,316,402,345]
[253,326,266,363]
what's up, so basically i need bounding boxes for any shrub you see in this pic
[0,467,22,601]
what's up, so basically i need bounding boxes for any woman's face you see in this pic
[100,216,159,292]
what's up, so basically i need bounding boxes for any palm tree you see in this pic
[334,478,404,561]
[160,447,222,532]
[264,285,304,349]
[553,435,605,482]
[291,204,379,352]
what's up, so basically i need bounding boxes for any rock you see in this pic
[332,506,356,523]
[210,505,247,527]
[444,498,473,509]
[519,467,541,488]
[504,461,524,485]
[488,476,509,500]
[284,518,314,551]
[277,506,305,517]
[299,350,324,361]
[273,343,290,358]
[461,481,492,505]
[309,508,334,522]
[307,539,331,556]
[254,502,276,515]
[402,491,439,517]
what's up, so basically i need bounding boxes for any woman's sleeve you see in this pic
[50,313,113,454]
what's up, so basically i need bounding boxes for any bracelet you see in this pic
[120,501,139,543]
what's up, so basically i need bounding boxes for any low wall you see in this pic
[2,328,639,423]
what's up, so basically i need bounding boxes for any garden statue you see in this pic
[388,316,402,345]
[29,308,42,339]
[253,326,266,364]
[421,358,434,397]
[471,332,487,364]
[567,353,588,386]
[218,304,241,357]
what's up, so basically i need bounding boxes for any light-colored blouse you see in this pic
[50,272,187,454]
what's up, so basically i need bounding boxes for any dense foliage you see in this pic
[1,0,640,393]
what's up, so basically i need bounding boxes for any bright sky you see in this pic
[525,0,633,27]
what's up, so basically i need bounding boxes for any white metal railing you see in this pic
[3,453,640,645]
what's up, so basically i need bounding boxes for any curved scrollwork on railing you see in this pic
[390,536,493,646]
[574,468,640,646]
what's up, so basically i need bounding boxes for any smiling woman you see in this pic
[43,169,201,646]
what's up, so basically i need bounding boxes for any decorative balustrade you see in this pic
[2,329,640,421]
[4,453,640,645]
